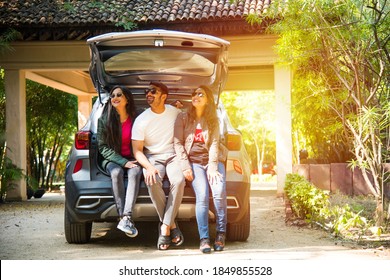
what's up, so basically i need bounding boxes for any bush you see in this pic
[285,173,372,239]
[284,173,329,223]
[325,204,368,238]
[329,193,377,221]
[0,156,24,202]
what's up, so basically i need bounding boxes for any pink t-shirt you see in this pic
[121,117,133,158]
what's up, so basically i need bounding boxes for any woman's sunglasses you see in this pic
[192,92,204,98]
[144,88,157,95]
[110,92,123,99]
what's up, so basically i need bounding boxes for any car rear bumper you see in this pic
[225,181,251,223]
[65,179,250,224]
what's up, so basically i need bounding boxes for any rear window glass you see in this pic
[102,48,216,77]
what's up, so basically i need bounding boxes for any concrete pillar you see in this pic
[274,65,293,195]
[4,70,27,201]
[77,95,92,129]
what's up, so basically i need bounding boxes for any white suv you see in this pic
[64,30,251,244]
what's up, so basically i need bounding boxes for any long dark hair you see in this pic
[188,85,219,146]
[103,86,136,152]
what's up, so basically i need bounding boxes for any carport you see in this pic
[0,1,292,200]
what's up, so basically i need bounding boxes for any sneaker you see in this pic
[213,232,225,251]
[117,216,138,238]
[199,238,211,254]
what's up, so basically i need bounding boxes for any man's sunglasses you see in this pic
[110,92,123,99]
[192,92,204,98]
[144,88,158,95]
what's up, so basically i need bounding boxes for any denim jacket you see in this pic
[173,112,220,172]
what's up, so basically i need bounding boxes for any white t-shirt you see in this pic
[132,104,180,155]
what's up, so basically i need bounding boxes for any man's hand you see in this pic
[145,166,161,186]
[132,139,159,185]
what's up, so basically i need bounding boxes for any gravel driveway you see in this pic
[1,189,389,261]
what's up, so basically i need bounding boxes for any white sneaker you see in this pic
[117,216,138,238]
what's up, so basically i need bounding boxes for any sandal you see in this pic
[157,223,171,250]
[170,222,184,247]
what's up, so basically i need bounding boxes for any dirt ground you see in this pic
[1,189,390,261]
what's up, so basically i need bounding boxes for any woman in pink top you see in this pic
[97,86,142,238]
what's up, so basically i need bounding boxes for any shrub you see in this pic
[0,156,24,202]
[324,205,368,238]
[285,173,372,239]
[285,173,329,223]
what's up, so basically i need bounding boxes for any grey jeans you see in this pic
[106,162,142,218]
[144,153,186,226]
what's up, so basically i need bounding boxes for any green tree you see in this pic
[0,28,21,55]
[26,81,78,191]
[247,0,389,224]
[221,91,276,178]
[291,72,353,163]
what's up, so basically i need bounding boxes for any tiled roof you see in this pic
[0,0,271,39]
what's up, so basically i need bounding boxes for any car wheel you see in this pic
[226,203,250,241]
[64,207,92,244]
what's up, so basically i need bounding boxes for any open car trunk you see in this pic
[87,29,230,103]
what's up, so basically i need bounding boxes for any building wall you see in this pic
[293,163,390,197]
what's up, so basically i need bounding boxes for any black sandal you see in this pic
[157,223,171,250]
[170,222,184,247]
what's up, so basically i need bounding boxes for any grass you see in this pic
[328,191,390,247]
[329,191,377,221]
[250,174,277,183]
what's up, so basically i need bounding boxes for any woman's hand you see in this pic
[183,169,194,181]
[124,160,138,169]
[207,170,223,185]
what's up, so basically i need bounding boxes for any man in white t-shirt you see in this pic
[132,81,185,250]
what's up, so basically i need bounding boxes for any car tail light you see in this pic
[226,133,241,151]
[75,131,91,150]
[233,160,243,174]
[73,159,83,173]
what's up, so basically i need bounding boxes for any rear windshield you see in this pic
[101,48,216,77]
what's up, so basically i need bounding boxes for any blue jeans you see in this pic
[106,162,142,217]
[191,162,227,240]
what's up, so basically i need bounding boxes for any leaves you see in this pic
[25,81,78,189]
[0,154,25,202]
[0,29,22,55]
[251,0,389,174]
[285,173,330,221]
[220,91,276,169]
[285,173,371,238]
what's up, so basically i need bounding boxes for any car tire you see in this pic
[226,203,250,241]
[64,207,92,244]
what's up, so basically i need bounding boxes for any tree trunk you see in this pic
[375,197,384,227]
